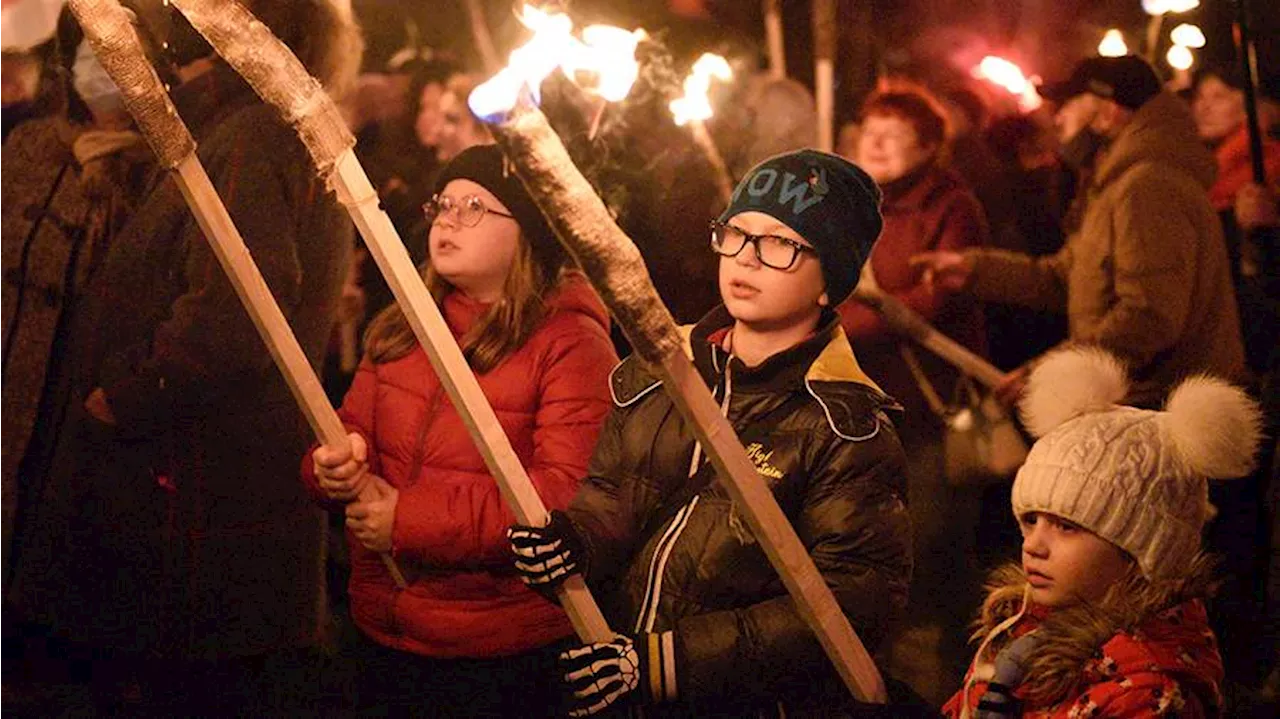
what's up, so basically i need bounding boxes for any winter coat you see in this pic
[7,63,352,660]
[567,305,913,716]
[836,163,989,434]
[2,117,154,574]
[300,273,618,658]
[963,93,1245,406]
[943,562,1223,718]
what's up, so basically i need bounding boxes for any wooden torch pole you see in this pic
[170,0,612,643]
[813,0,837,152]
[484,99,888,704]
[764,0,786,79]
[67,0,406,587]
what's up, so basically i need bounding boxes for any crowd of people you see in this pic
[2,1,1278,717]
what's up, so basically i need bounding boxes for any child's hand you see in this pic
[313,432,371,502]
[346,475,397,553]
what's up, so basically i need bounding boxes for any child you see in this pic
[944,347,1263,718]
[508,149,915,716]
[302,144,618,716]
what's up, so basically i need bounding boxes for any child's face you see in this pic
[1018,511,1132,608]
[716,211,827,331]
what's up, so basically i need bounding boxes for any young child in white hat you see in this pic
[944,347,1264,718]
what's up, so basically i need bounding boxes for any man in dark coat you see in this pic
[7,2,360,713]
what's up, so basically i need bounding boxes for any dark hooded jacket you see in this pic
[567,306,912,716]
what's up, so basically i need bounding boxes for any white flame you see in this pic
[1167,44,1194,71]
[1098,29,1129,58]
[669,53,733,126]
[1142,0,1200,16]
[469,3,646,121]
[1170,23,1206,49]
[972,56,1042,112]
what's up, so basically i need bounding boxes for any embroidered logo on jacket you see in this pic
[745,442,785,480]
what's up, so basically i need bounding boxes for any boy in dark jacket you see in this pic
[509,150,914,716]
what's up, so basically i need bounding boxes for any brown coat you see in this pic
[1,119,155,575]
[964,93,1245,405]
[8,64,352,659]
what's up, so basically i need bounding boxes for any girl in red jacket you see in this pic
[945,347,1262,719]
[302,145,618,716]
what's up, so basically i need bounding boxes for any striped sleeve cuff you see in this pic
[645,631,679,704]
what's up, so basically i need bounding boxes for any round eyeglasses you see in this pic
[709,220,817,271]
[423,194,516,228]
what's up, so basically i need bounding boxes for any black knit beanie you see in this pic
[433,144,566,276]
[718,149,883,305]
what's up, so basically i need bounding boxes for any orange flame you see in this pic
[972,55,1042,112]
[669,53,733,126]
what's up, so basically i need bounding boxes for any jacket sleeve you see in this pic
[299,358,381,510]
[964,243,1072,312]
[673,427,913,704]
[840,191,991,340]
[390,320,618,566]
[1076,673,1209,718]
[1074,172,1196,370]
[97,134,309,430]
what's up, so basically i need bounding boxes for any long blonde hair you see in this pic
[363,230,558,373]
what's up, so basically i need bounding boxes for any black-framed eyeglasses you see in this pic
[423,194,516,228]
[709,220,817,271]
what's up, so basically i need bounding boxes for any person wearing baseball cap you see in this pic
[913,54,1244,409]
[507,150,925,716]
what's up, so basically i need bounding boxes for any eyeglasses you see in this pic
[709,220,817,271]
[423,194,516,228]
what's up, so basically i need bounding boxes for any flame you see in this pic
[1170,23,1205,49]
[1142,0,1200,15]
[1166,44,1194,71]
[972,56,1042,112]
[469,3,646,122]
[669,53,733,126]
[1098,29,1129,58]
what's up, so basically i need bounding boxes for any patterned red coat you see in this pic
[944,598,1223,718]
[301,273,617,658]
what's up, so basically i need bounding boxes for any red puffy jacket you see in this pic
[302,272,618,657]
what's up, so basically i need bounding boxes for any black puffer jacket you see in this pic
[567,306,912,716]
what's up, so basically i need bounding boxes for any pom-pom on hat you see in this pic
[718,149,883,305]
[433,144,567,276]
[1012,347,1264,580]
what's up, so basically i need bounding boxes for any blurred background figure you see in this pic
[1,48,43,140]
[835,81,992,704]
[3,6,156,605]
[5,1,362,715]
[1190,62,1280,376]
[432,71,492,164]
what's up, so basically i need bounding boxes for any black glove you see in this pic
[508,510,587,590]
[558,632,679,717]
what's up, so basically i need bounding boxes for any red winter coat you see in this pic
[302,273,618,657]
[944,597,1223,718]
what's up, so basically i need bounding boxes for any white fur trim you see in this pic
[1019,347,1128,438]
[1162,375,1263,479]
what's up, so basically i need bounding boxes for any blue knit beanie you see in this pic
[718,149,883,304]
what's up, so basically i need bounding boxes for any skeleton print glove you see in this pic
[559,632,679,717]
[508,509,587,589]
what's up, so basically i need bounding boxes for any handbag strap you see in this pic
[899,343,950,418]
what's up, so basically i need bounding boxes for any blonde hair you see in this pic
[363,230,558,373]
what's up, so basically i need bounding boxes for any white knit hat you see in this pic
[1011,347,1264,580]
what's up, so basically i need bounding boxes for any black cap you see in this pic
[1037,55,1162,110]
[433,145,566,276]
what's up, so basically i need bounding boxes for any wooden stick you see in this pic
[763,0,786,79]
[487,100,888,704]
[850,287,1007,388]
[813,0,836,152]
[170,0,612,644]
[67,0,406,588]
[465,0,502,74]
[690,119,733,205]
